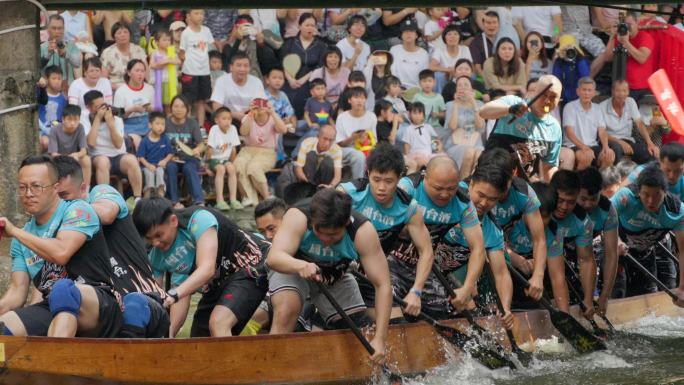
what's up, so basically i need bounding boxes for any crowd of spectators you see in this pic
[36,5,684,209]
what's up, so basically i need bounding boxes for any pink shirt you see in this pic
[310,67,351,104]
[242,115,278,149]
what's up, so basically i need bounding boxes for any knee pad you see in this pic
[48,279,82,317]
[122,292,152,329]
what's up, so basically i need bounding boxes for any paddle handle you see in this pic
[506,83,553,124]
[563,259,616,332]
[506,263,557,313]
[314,280,375,354]
[483,263,529,356]
[624,253,678,300]
[430,265,482,327]
[657,240,680,267]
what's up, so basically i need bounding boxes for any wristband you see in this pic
[409,287,423,298]
[167,288,180,303]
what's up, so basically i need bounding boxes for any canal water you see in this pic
[398,313,684,385]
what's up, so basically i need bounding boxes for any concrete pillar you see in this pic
[0,2,39,226]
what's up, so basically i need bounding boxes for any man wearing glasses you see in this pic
[0,155,124,338]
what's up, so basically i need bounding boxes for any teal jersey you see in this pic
[148,209,218,287]
[611,185,684,251]
[494,177,541,232]
[508,217,563,259]
[88,184,127,219]
[554,205,593,262]
[11,199,100,279]
[627,163,684,201]
[340,178,418,253]
[587,195,618,237]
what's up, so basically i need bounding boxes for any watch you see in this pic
[409,287,423,298]
[167,288,180,303]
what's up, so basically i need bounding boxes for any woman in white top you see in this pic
[389,21,430,89]
[113,59,154,149]
[336,15,371,71]
[68,57,113,110]
[430,24,473,93]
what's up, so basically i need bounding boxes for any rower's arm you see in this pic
[406,211,434,292]
[0,272,30,316]
[488,250,513,315]
[478,99,512,120]
[524,210,548,283]
[91,199,120,226]
[599,229,619,312]
[10,229,87,266]
[266,210,309,274]
[168,295,191,338]
[547,256,570,312]
[577,245,597,308]
[356,222,392,346]
[461,225,486,294]
[174,228,217,300]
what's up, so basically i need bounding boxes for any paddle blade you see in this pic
[549,309,607,354]
[433,324,516,370]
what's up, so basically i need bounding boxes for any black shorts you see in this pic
[190,270,267,337]
[108,154,126,177]
[144,293,170,338]
[14,287,123,337]
[181,74,211,103]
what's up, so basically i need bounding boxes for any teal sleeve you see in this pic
[461,201,480,229]
[10,239,28,273]
[604,204,619,232]
[398,177,415,196]
[547,230,564,259]
[188,210,219,242]
[576,217,594,248]
[59,200,100,239]
[524,189,541,215]
[88,184,128,219]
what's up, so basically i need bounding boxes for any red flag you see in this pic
[648,69,684,136]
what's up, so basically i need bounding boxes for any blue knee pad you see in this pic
[48,279,82,317]
[2,325,13,336]
[122,293,151,329]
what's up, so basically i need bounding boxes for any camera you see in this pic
[565,47,577,61]
[617,14,629,36]
[101,104,125,117]
[56,40,65,50]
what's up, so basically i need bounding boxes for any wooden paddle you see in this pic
[623,253,681,302]
[349,270,515,370]
[563,259,616,335]
[507,264,607,354]
[312,279,404,385]
[507,82,553,124]
[429,265,519,368]
[482,263,534,366]
[658,238,680,268]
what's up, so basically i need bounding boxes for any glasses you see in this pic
[18,183,56,196]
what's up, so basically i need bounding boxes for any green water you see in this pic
[405,314,684,385]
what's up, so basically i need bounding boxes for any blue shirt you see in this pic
[587,195,618,237]
[148,209,218,286]
[554,207,594,258]
[611,185,684,251]
[11,200,100,279]
[493,177,541,231]
[486,95,562,177]
[508,218,563,259]
[137,134,173,165]
[38,92,67,129]
[88,184,128,219]
[266,90,295,120]
[627,163,684,201]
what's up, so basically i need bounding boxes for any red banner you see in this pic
[650,26,684,143]
[648,69,684,137]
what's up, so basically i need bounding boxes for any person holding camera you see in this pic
[601,12,656,101]
[552,34,590,108]
[81,90,144,208]
[41,14,82,86]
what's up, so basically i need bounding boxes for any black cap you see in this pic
[400,19,419,33]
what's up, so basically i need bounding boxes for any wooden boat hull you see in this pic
[0,292,681,385]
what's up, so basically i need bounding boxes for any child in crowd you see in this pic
[424,8,449,53]
[170,21,186,49]
[374,100,399,145]
[149,29,181,115]
[401,102,441,173]
[209,50,227,89]
[207,107,242,211]
[180,9,214,127]
[37,65,68,152]
[47,104,91,187]
[304,78,334,135]
[413,69,446,129]
[137,112,174,197]
[337,71,372,113]
[264,67,297,131]
[382,75,408,122]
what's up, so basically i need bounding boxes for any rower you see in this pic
[480,74,563,182]
[549,170,596,316]
[53,155,169,338]
[480,148,547,302]
[133,197,270,337]
[448,162,514,329]
[577,167,619,316]
[338,142,433,318]
[622,143,684,290]
[397,156,485,317]
[507,182,568,310]
[0,155,125,338]
[611,164,684,305]
[267,188,392,365]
